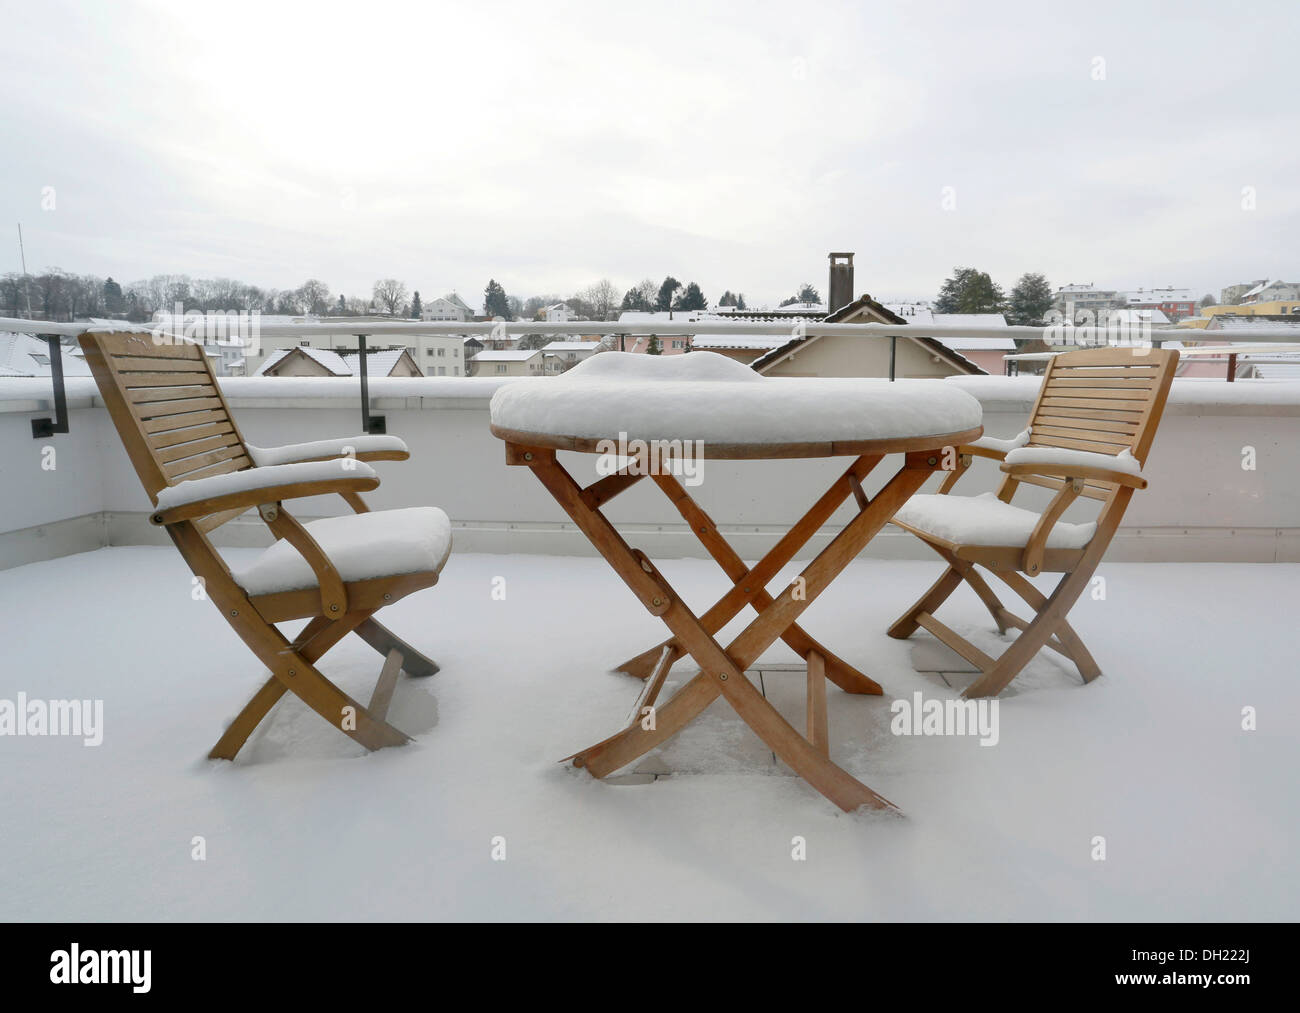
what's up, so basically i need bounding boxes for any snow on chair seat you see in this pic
[489,351,982,454]
[893,492,1097,550]
[234,507,452,595]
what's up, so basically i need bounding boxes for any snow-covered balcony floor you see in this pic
[1,547,1295,921]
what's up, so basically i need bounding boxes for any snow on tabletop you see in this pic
[970,428,1030,454]
[246,435,408,468]
[893,492,1097,549]
[233,506,451,595]
[1007,446,1142,476]
[153,459,376,511]
[489,351,983,444]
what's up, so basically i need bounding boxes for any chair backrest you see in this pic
[80,331,255,528]
[1006,345,1179,502]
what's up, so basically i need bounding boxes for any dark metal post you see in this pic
[356,334,372,432]
[31,334,70,438]
[888,336,897,381]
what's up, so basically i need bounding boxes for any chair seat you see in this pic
[892,492,1096,550]
[233,507,452,596]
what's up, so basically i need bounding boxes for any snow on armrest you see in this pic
[1004,446,1142,477]
[246,435,409,468]
[968,429,1031,455]
[154,459,378,512]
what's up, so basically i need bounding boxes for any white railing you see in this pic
[5,314,1300,343]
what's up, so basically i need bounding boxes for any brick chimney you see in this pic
[828,252,854,314]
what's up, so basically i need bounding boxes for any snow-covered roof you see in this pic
[691,335,782,350]
[342,349,412,376]
[1126,288,1196,304]
[474,349,541,361]
[1110,308,1171,324]
[255,346,350,376]
[541,341,599,352]
[0,333,93,377]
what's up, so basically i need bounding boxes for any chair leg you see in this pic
[354,618,439,677]
[210,611,410,759]
[888,565,964,639]
[994,571,1102,683]
[962,567,1094,698]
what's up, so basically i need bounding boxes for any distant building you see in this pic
[420,293,477,322]
[254,346,423,378]
[883,306,1013,374]
[1241,280,1300,304]
[540,340,600,373]
[1124,288,1197,322]
[544,302,584,323]
[1220,280,1266,306]
[472,349,545,376]
[1054,283,1121,322]
[246,316,465,376]
[0,333,92,377]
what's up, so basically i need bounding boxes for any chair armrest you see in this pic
[963,428,1032,461]
[151,460,380,524]
[245,435,409,467]
[1001,447,1147,489]
[936,429,1031,494]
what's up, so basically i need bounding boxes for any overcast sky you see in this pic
[2,0,1297,309]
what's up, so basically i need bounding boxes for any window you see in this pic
[496,364,506,374]
[453,366,460,375]
[437,366,446,376]
[437,348,445,357]
[427,348,435,356]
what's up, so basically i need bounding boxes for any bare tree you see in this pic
[373,278,408,316]
[579,278,619,321]
[298,278,332,316]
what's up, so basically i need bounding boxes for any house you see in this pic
[472,349,544,376]
[1220,280,1267,305]
[1054,283,1121,322]
[544,302,584,323]
[613,311,698,353]
[748,295,984,378]
[0,333,93,377]
[540,340,600,373]
[421,293,477,322]
[1124,287,1197,322]
[1241,280,1300,304]
[884,306,1014,374]
[254,346,422,378]
[245,318,465,376]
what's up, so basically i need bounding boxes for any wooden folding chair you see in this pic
[886,345,1179,697]
[80,331,452,759]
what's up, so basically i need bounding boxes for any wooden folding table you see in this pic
[490,355,982,812]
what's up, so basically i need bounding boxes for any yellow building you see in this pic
[1199,300,1300,318]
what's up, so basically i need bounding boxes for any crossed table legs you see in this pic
[507,442,948,813]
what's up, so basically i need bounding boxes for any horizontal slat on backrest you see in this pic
[156,433,241,463]
[128,384,219,404]
[149,421,236,450]
[131,396,225,420]
[111,356,210,373]
[142,409,233,434]
[164,445,248,480]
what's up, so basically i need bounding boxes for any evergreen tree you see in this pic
[736,293,747,310]
[718,290,738,307]
[621,285,652,312]
[483,279,512,319]
[656,276,681,312]
[674,281,707,311]
[935,267,1005,314]
[102,277,124,314]
[411,291,423,317]
[797,283,820,304]
[1006,272,1053,326]
[337,294,346,314]
[646,335,662,355]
